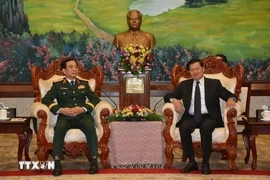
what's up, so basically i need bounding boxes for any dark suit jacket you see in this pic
[41,78,101,120]
[164,77,237,128]
[113,29,156,49]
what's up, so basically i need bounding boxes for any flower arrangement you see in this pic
[119,44,153,76]
[107,105,163,121]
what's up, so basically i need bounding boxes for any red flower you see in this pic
[131,105,139,113]
[134,52,140,57]
[125,59,130,64]
[119,44,152,76]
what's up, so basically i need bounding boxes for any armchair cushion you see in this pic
[38,75,97,127]
[162,101,243,143]
[32,101,113,143]
[39,75,96,98]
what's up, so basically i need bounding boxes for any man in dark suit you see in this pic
[215,54,228,64]
[164,59,237,174]
[42,58,101,176]
[113,9,156,49]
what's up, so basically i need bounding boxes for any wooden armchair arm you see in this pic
[162,103,182,141]
[222,101,243,156]
[162,103,183,168]
[223,101,244,134]
[92,101,113,140]
[30,102,49,145]
[92,101,113,168]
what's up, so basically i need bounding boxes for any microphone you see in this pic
[100,90,118,110]
[153,90,173,112]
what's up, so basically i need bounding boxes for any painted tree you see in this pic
[185,0,227,7]
[0,0,30,35]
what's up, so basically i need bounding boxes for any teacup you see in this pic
[0,109,7,119]
[261,110,270,120]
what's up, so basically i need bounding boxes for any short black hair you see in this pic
[215,54,228,63]
[186,59,204,70]
[60,58,78,70]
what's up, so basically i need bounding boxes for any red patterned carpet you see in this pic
[0,133,269,179]
[0,169,270,176]
[0,169,269,180]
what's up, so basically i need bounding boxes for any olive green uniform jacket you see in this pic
[42,78,100,119]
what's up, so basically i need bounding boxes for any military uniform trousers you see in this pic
[53,115,98,159]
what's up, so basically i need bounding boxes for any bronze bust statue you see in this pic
[113,10,156,50]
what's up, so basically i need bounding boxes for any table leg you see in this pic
[242,130,250,164]
[249,134,258,170]
[32,118,38,134]
[17,133,26,162]
[25,128,33,161]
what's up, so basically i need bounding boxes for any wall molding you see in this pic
[0,81,174,98]
[0,81,269,98]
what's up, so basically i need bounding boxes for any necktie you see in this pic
[71,80,75,86]
[132,33,138,44]
[194,81,202,123]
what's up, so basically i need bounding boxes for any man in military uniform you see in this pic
[42,58,100,176]
[113,9,156,49]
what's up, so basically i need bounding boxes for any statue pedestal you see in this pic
[118,67,151,109]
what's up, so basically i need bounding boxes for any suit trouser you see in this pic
[53,116,98,159]
[179,114,215,160]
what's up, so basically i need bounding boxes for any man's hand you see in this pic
[172,99,184,113]
[60,107,84,117]
[226,98,236,109]
[71,106,85,116]
[60,107,74,117]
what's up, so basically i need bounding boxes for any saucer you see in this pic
[0,118,10,121]
[261,118,270,122]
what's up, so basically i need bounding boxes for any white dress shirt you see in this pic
[188,77,208,115]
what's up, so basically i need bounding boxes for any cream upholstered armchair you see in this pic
[162,55,245,172]
[30,57,113,168]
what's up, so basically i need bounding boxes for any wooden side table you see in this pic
[0,117,33,163]
[242,117,270,170]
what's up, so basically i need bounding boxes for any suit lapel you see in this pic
[186,79,193,109]
[123,32,131,46]
[204,77,210,105]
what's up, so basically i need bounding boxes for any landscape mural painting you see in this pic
[0,0,269,82]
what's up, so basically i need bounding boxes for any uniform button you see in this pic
[73,98,76,100]
[73,91,75,93]
[75,103,77,106]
